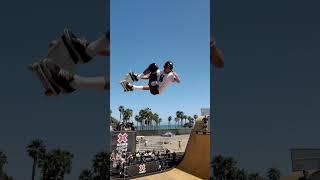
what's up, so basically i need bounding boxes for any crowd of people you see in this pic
[110,149,179,178]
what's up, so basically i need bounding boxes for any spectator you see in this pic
[110,150,181,178]
[202,116,208,132]
[299,170,311,180]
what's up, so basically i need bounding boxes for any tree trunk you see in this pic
[42,169,47,180]
[31,159,36,180]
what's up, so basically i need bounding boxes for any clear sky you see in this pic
[110,0,210,124]
[213,0,320,176]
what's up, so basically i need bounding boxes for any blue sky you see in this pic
[110,0,210,124]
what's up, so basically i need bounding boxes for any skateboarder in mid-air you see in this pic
[29,29,109,96]
[122,61,181,95]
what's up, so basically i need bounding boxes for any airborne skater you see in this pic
[122,61,181,95]
[29,29,109,96]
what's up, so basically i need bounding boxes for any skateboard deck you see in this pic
[28,29,82,95]
[120,72,135,92]
[28,61,60,96]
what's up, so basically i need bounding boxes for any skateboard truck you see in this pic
[120,71,136,92]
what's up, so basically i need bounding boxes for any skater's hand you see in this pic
[172,71,180,83]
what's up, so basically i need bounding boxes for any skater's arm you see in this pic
[172,72,180,83]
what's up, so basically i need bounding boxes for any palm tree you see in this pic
[138,109,146,130]
[122,108,133,124]
[26,139,46,180]
[175,111,181,128]
[79,169,93,180]
[224,157,237,179]
[179,111,185,127]
[212,155,224,180]
[236,168,247,180]
[127,109,133,122]
[267,168,280,180]
[118,106,124,122]
[248,173,261,180]
[39,149,73,180]
[153,113,160,130]
[38,153,49,180]
[0,151,7,177]
[174,117,179,129]
[0,152,12,180]
[145,108,153,130]
[159,118,162,129]
[92,151,109,179]
[60,150,74,179]
[193,114,198,121]
[135,115,140,130]
[168,116,172,129]
[183,114,188,127]
[187,116,192,127]
[212,155,238,180]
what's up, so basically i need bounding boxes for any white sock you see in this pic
[133,85,144,90]
[71,75,106,90]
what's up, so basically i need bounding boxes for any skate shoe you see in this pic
[62,28,92,64]
[129,72,139,82]
[28,62,62,96]
[42,59,76,93]
[124,81,133,92]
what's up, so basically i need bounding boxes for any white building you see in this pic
[200,108,210,132]
[291,148,320,171]
[201,108,210,116]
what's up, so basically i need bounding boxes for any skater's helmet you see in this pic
[164,61,174,70]
[148,63,159,73]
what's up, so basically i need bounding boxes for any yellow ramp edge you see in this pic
[133,116,210,180]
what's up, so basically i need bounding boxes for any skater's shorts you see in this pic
[149,84,160,95]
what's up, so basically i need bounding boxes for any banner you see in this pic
[126,161,161,177]
[111,131,136,153]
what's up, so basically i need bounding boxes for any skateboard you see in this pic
[28,29,87,96]
[120,72,135,92]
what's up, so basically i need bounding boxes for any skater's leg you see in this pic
[127,83,159,95]
[63,30,108,64]
[85,32,108,58]
[132,85,150,90]
[71,75,107,91]
[43,59,107,93]
[133,63,158,80]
